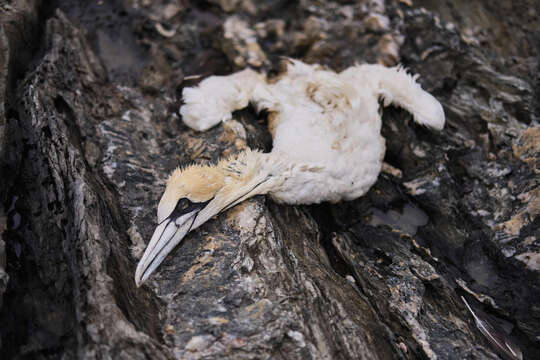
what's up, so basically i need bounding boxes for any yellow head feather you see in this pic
[166,164,225,203]
[157,150,266,222]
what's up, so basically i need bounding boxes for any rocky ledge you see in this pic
[0,0,538,359]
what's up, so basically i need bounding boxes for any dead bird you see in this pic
[135,59,445,286]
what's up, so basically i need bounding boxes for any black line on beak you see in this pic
[142,219,177,278]
[142,213,199,282]
[146,218,173,259]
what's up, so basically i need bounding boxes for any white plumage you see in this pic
[181,59,444,204]
[135,59,445,286]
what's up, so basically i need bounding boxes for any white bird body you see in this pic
[181,60,444,204]
[135,59,445,286]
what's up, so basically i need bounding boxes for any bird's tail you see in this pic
[342,64,446,130]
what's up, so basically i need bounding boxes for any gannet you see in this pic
[135,59,445,286]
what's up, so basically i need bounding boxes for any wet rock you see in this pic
[0,27,7,162]
[0,0,539,359]
[0,0,44,340]
[376,33,402,66]
[513,126,540,170]
[363,13,391,32]
[0,209,6,309]
[209,0,257,14]
[0,0,41,172]
[222,16,267,68]
[1,10,170,359]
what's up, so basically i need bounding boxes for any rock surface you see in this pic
[0,0,538,359]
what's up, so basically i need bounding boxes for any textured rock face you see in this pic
[0,0,538,359]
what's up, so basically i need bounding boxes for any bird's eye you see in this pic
[169,197,213,221]
[176,198,191,212]
[168,198,195,220]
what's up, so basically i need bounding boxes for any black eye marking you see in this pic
[169,197,213,220]
[177,198,190,211]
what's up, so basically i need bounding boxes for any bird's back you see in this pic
[260,66,387,204]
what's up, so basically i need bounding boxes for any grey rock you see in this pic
[0,0,538,359]
[0,208,6,310]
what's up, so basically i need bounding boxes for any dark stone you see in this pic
[0,0,538,359]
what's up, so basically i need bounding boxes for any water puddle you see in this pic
[368,203,429,235]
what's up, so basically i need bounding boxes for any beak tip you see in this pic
[134,263,145,287]
[134,212,198,289]
[134,272,141,288]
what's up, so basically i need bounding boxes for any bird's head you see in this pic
[135,150,277,286]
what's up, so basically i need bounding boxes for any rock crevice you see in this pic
[0,0,538,359]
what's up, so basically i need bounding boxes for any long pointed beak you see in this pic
[134,176,273,287]
[134,211,199,287]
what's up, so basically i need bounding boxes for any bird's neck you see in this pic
[218,149,286,197]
